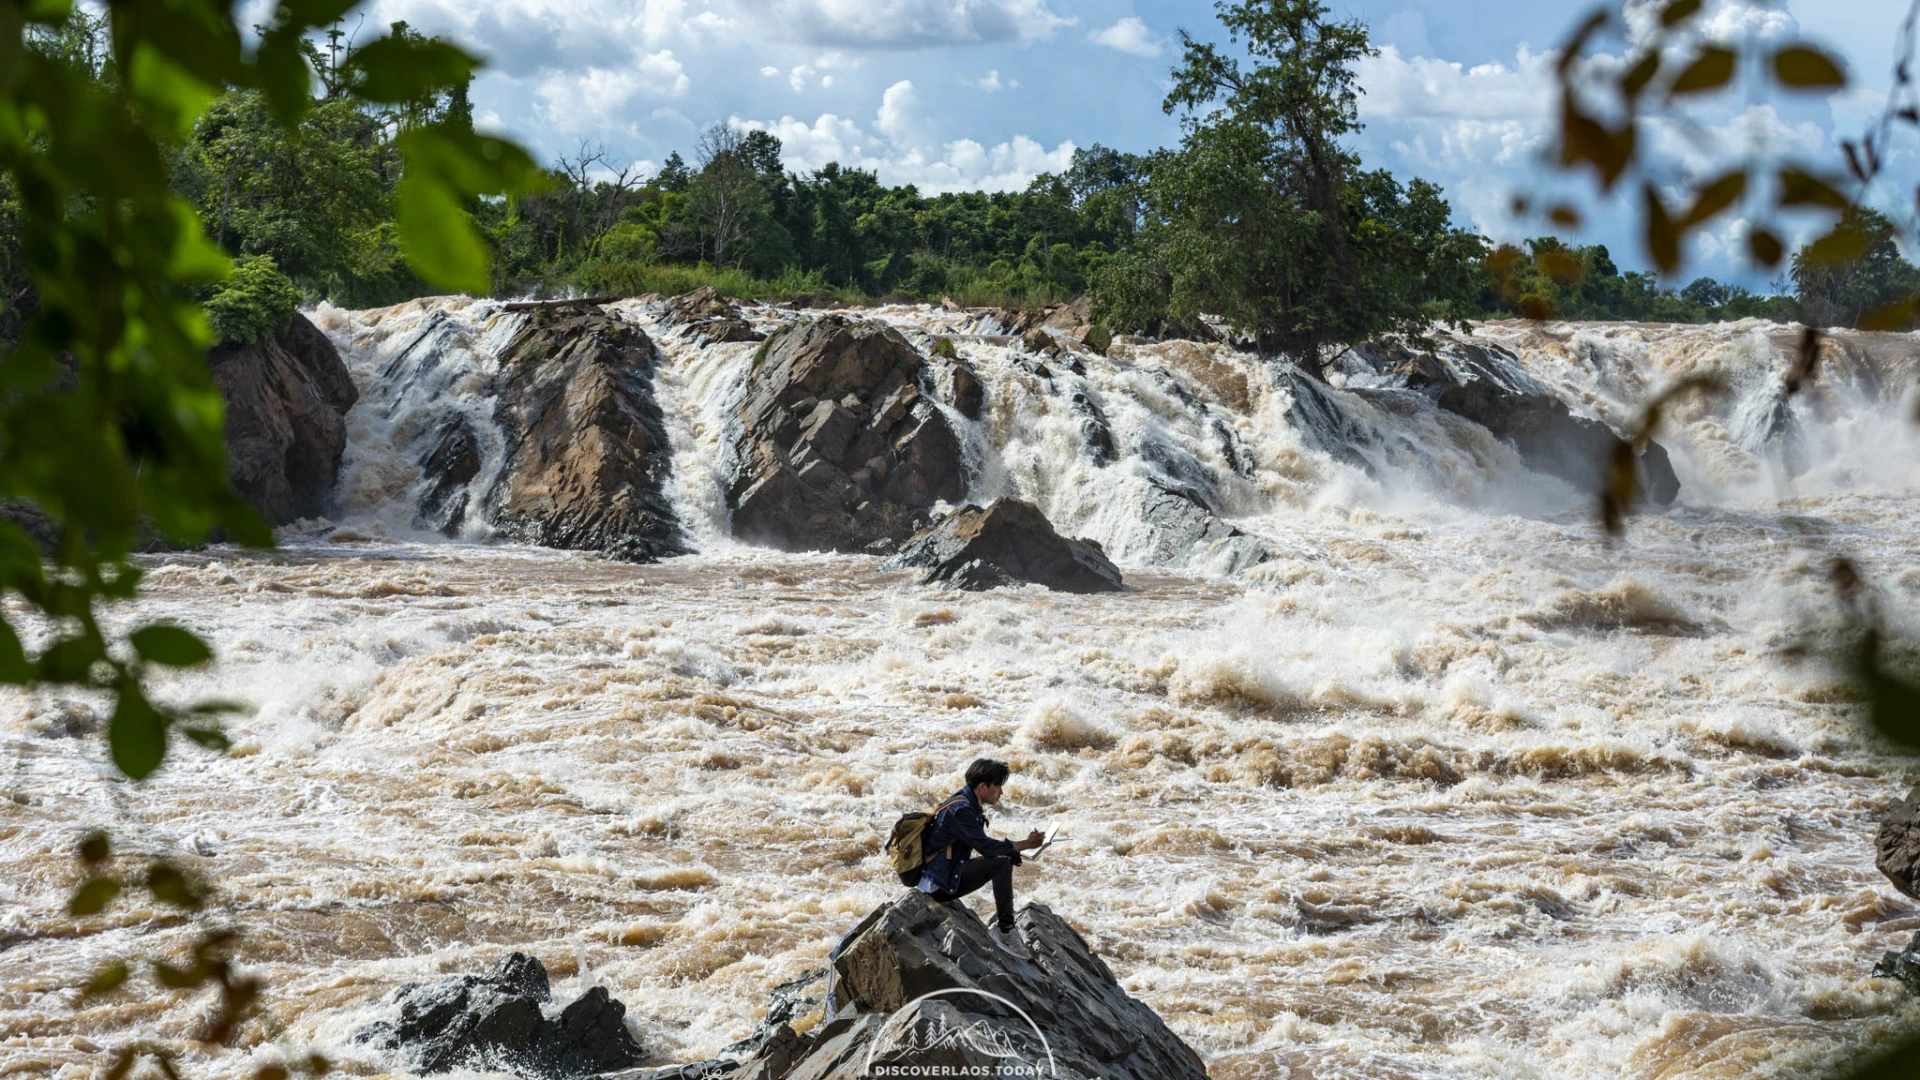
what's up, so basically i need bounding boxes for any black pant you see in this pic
[933,856,1015,930]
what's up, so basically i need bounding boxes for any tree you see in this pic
[1092,0,1483,363]
[684,124,771,270]
[1792,207,1920,329]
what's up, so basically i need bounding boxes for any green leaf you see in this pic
[396,126,544,293]
[1859,298,1916,331]
[1670,47,1736,95]
[1773,46,1846,89]
[0,620,28,684]
[83,961,131,995]
[1643,183,1679,273]
[344,36,479,104]
[1749,227,1784,266]
[130,625,213,667]
[109,692,168,780]
[1778,167,1851,210]
[79,832,110,865]
[68,876,121,915]
[1622,53,1661,99]
[145,861,204,909]
[1660,0,1702,27]
[1806,226,1872,266]
[1679,170,1746,227]
[181,725,231,751]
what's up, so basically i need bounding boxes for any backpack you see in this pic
[885,796,966,886]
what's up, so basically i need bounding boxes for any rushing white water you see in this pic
[3,301,1920,1080]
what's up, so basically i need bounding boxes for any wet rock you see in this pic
[1878,784,1920,900]
[1135,484,1271,574]
[639,892,1207,1080]
[728,316,965,552]
[662,285,764,347]
[1068,389,1117,466]
[1337,336,1681,503]
[662,285,736,323]
[207,312,359,524]
[484,307,686,562]
[1875,931,1920,994]
[417,416,481,535]
[948,362,985,422]
[884,498,1123,593]
[354,952,644,1078]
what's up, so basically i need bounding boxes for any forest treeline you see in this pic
[8,7,1915,356]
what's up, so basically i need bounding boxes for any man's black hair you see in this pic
[965,758,1011,789]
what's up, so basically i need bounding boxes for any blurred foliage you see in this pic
[0,0,536,1072]
[1539,2,1920,1073]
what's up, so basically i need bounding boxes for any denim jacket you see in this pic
[918,786,1022,895]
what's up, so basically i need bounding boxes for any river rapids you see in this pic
[4,298,1920,1080]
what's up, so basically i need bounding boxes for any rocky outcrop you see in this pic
[728,316,965,552]
[1336,336,1682,503]
[663,286,763,346]
[1876,932,1920,995]
[355,952,644,1078]
[610,893,1207,1080]
[1878,784,1920,900]
[207,312,359,523]
[482,307,686,562]
[884,498,1123,593]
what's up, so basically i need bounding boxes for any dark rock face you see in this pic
[1878,785,1920,900]
[417,416,481,535]
[728,316,966,552]
[355,952,644,1078]
[883,498,1122,593]
[483,307,686,562]
[207,312,359,524]
[1337,337,1681,504]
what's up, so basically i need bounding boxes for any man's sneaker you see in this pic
[989,924,1033,960]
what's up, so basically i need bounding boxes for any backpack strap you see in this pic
[926,795,968,865]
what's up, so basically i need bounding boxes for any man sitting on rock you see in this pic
[918,757,1046,959]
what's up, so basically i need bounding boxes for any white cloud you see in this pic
[744,0,1072,49]
[789,64,815,91]
[533,53,688,133]
[760,65,780,77]
[975,69,1003,92]
[1089,16,1160,58]
[877,79,919,142]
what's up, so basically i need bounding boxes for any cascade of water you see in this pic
[309,299,1920,568]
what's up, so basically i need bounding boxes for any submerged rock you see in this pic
[1878,784,1920,900]
[483,307,687,562]
[728,316,965,552]
[610,892,1206,1080]
[208,312,360,524]
[355,952,644,1078]
[884,498,1123,593]
[1337,336,1681,503]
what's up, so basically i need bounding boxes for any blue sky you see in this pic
[344,0,1914,287]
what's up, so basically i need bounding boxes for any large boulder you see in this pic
[355,952,644,1078]
[1336,336,1682,503]
[884,498,1123,593]
[662,286,762,346]
[728,316,965,552]
[207,312,359,523]
[610,893,1207,1080]
[480,307,687,561]
[1878,784,1920,900]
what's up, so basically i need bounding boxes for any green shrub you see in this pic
[204,255,299,345]
[932,336,958,359]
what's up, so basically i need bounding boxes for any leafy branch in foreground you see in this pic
[1539,2,1920,1073]
[0,0,539,1070]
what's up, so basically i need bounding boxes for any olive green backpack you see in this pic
[885,795,966,885]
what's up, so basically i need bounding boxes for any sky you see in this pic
[335,0,1916,287]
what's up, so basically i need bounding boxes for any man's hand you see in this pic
[1016,829,1046,852]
